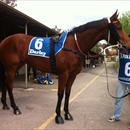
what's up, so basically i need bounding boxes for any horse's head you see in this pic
[107,10,130,47]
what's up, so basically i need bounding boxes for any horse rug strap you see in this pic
[28,31,68,58]
[50,36,57,74]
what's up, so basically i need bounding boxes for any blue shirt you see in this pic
[118,50,130,84]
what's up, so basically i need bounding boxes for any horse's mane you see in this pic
[68,18,105,34]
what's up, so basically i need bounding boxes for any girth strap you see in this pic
[50,36,58,74]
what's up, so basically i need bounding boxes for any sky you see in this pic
[16,0,130,30]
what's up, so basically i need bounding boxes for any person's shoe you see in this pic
[108,116,120,122]
[48,80,54,85]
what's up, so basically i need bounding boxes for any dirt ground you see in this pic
[0,62,130,130]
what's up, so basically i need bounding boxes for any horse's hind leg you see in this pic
[64,74,76,121]
[1,86,10,110]
[0,63,9,109]
[55,71,69,124]
[5,69,21,115]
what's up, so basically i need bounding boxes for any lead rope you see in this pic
[104,27,130,99]
[105,60,130,99]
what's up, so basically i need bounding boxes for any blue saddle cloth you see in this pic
[28,31,67,58]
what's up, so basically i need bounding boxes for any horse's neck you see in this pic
[77,29,107,52]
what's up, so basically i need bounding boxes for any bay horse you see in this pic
[0,11,130,124]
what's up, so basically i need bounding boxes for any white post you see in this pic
[25,23,28,89]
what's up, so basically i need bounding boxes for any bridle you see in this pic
[73,18,123,57]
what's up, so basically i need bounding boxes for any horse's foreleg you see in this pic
[55,92,64,124]
[64,74,76,121]
[5,69,21,115]
[55,71,69,124]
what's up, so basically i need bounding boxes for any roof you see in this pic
[0,1,57,41]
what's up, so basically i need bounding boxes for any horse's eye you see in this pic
[113,21,122,29]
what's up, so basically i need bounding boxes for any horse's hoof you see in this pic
[55,115,64,124]
[3,105,10,110]
[64,113,73,120]
[14,109,22,115]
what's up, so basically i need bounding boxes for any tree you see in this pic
[91,44,101,54]
[119,11,130,35]
[0,0,17,7]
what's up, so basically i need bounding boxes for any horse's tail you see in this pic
[0,63,5,91]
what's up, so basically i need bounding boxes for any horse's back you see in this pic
[0,34,33,64]
[0,33,33,51]
[1,33,33,45]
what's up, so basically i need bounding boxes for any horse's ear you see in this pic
[110,10,119,21]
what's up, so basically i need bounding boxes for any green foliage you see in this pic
[119,11,130,35]
[91,44,101,53]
